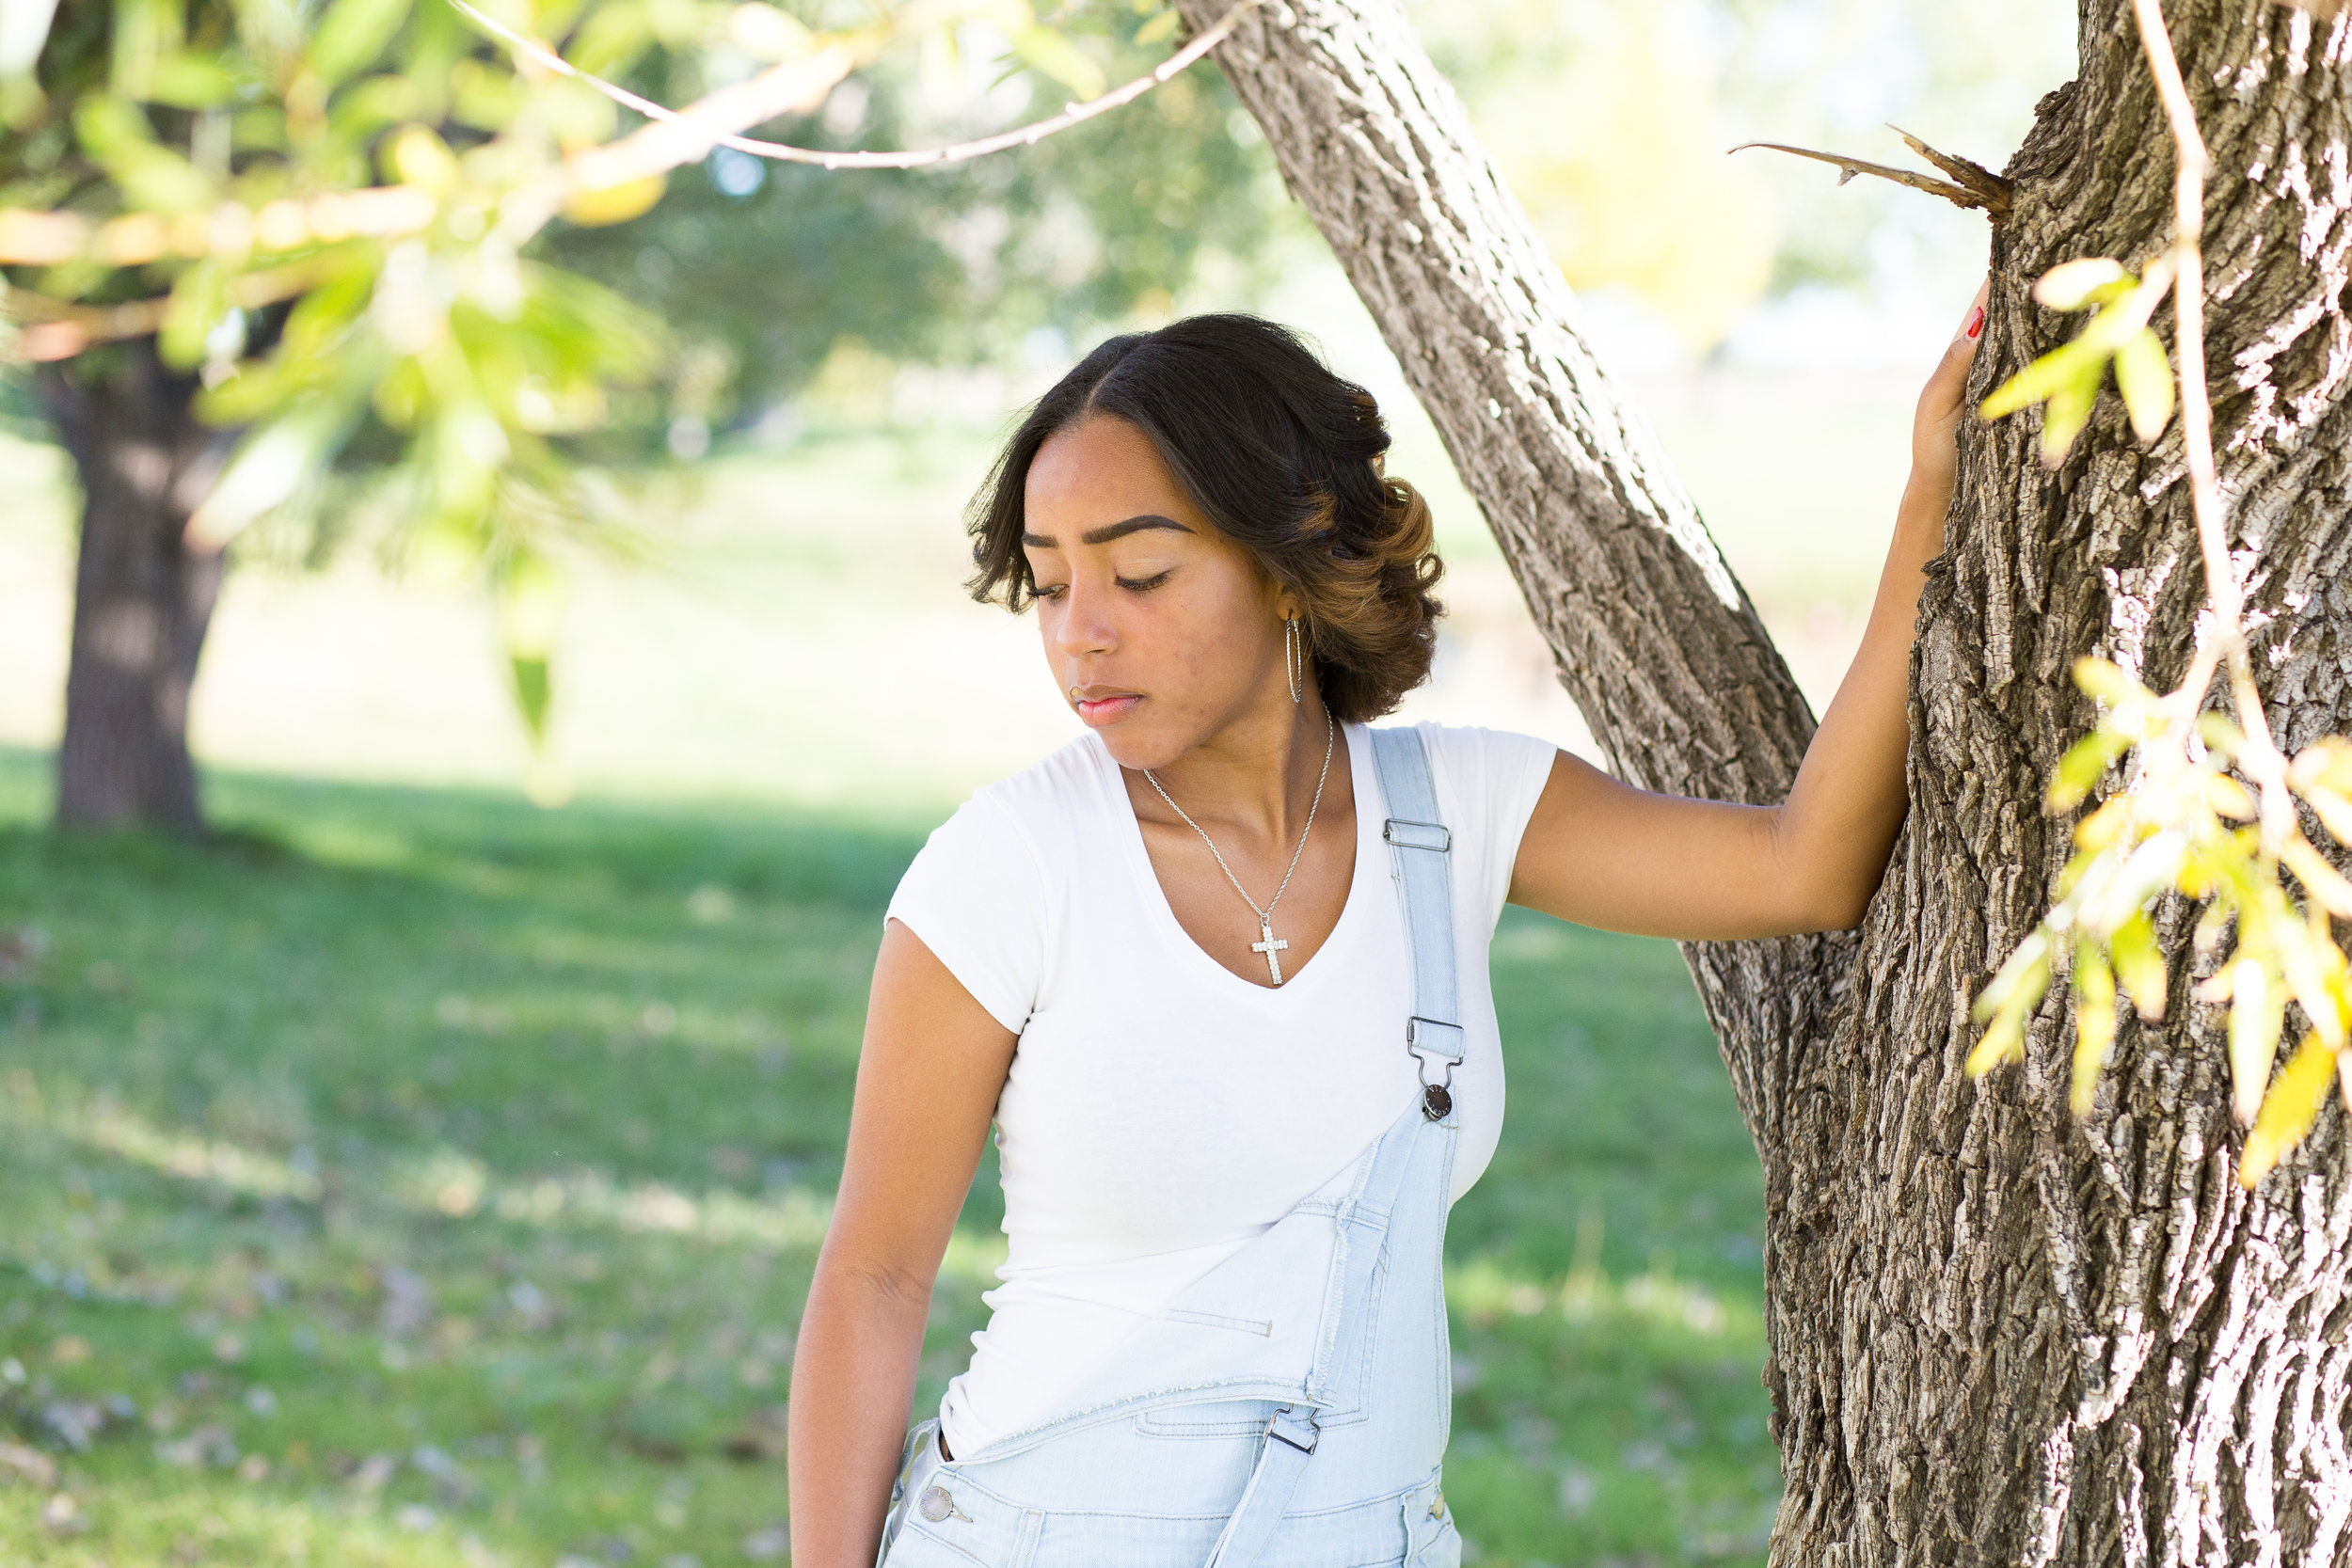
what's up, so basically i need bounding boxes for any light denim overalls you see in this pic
[878,728,1469,1568]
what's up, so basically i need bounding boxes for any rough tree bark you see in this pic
[1174,0,2352,1559]
[34,340,229,836]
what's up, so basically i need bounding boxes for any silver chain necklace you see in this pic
[1142,705,1335,986]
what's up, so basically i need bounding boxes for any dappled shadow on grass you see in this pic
[0,751,1774,1567]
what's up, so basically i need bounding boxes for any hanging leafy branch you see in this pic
[0,0,1236,792]
[1967,0,2350,1186]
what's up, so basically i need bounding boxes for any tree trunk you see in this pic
[35,340,228,837]
[1179,0,2352,1559]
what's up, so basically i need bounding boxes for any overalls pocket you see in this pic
[1402,1487,1462,1568]
[1406,1518,1462,1568]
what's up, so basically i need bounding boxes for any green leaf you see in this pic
[74,93,215,212]
[159,261,229,369]
[2197,711,2244,759]
[2240,1033,2337,1186]
[564,5,654,80]
[498,548,567,749]
[1965,1010,2026,1078]
[326,72,424,145]
[149,51,238,107]
[2070,947,2118,1117]
[1974,928,2054,1023]
[509,652,553,742]
[2072,657,2137,705]
[2083,830,2187,932]
[2113,327,2175,443]
[2228,957,2285,1125]
[498,548,565,660]
[185,401,354,549]
[1012,25,1107,102]
[2048,729,2128,812]
[2034,257,2129,311]
[2040,375,2099,464]
[725,3,811,62]
[2110,913,2168,1021]
[110,0,183,100]
[72,92,157,161]
[1980,337,2102,421]
[1135,8,1182,43]
[310,0,411,87]
[429,399,509,524]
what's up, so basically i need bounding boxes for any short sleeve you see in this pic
[1416,722,1558,931]
[885,792,1052,1034]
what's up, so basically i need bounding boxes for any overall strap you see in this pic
[1200,725,1459,1568]
[1370,724,1464,1119]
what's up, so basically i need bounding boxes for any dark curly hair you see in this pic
[965,313,1445,723]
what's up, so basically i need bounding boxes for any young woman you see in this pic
[788,293,1988,1567]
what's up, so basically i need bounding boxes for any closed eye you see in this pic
[1117,570,1174,593]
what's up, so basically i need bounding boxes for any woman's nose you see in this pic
[1052,583,1117,657]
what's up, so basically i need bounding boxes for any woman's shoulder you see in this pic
[1368,719,1559,784]
[1362,720,1559,919]
[919,732,1111,875]
[971,731,1110,816]
[1365,719,1558,849]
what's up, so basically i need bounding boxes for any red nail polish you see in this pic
[1965,306,1985,340]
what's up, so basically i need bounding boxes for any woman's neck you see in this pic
[1129,689,1337,844]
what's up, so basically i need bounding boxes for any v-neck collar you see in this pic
[1090,721,1380,1005]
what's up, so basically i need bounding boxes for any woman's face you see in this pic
[1022,414,1292,770]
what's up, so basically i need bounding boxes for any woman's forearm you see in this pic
[786,1260,933,1568]
[1765,476,1948,927]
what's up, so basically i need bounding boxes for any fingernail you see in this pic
[1965,306,1985,340]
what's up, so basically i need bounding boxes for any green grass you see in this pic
[0,749,1774,1567]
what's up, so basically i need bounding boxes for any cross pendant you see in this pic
[1250,921,1290,985]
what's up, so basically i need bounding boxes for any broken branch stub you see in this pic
[1730,132,2013,223]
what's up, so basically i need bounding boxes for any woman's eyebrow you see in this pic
[1022,515,1193,548]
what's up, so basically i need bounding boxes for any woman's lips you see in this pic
[1074,694,1141,724]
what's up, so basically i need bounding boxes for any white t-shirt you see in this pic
[885,720,1557,1456]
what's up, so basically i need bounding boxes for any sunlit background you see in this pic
[1,2,2074,1564]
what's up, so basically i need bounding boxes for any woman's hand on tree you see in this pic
[1504,278,1994,940]
[1909,278,1991,515]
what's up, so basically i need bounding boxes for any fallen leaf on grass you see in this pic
[0,1441,59,1488]
[43,1492,88,1535]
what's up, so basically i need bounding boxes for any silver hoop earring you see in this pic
[1285,616,1304,705]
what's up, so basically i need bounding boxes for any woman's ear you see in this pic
[1371,453,1386,477]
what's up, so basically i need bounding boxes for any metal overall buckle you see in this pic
[1407,1017,1463,1120]
[1264,1404,1320,1455]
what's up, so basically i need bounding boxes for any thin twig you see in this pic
[446,0,1264,173]
[2127,0,2290,833]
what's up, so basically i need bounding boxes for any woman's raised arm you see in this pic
[1507,282,1988,941]
[787,921,1017,1568]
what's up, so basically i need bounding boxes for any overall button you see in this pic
[918,1484,966,1523]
